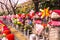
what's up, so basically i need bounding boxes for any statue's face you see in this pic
[51,12,60,18]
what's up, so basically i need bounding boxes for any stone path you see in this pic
[9,26,28,40]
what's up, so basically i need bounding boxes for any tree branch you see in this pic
[0,2,10,14]
[8,0,19,14]
[14,0,19,8]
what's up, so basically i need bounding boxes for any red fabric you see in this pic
[0,26,2,29]
[53,10,60,15]
[3,28,9,31]
[3,15,7,19]
[21,14,26,18]
[29,13,34,16]
[0,20,3,24]
[6,15,11,20]
[3,25,9,31]
[36,12,42,16]
[48,21,60,26]
[49,10,52,14]
[18,14,21,17]
[29,12,34,18]
[35,20,41,24]
[12,15,17,18]
[6,34,14,40]
[3,30,11,35]
[3,26,8,28]
[42,23,47,28]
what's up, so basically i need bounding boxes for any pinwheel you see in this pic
[40,8,50,18]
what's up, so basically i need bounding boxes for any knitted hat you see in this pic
[51,10,60,18]
[53,10,60,15]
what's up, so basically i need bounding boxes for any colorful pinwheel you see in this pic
[40,7,50,18]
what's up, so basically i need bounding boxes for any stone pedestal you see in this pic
[49,27,60,40]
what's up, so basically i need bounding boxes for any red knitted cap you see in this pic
[53,10,60,15]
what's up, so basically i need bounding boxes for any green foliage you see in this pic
[16,3,34,14]
[0,12,4,16]
[39,0,60,10]
[46,27,49,32]
[24,24,32,30]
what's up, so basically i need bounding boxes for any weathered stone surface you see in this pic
[49,27,60,40]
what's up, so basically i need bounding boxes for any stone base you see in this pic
[49,27,60,40]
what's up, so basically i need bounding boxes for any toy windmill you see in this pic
[40,7,50,27]
[40,7,50,19]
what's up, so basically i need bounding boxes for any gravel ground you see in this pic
[15,37,19,40]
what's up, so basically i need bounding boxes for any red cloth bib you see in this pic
[3,30,11,35]
[49,21,60,26]
[6,34,14,40]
